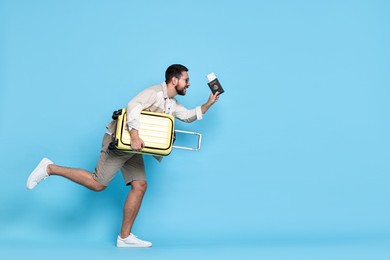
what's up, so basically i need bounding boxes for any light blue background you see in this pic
[1,0,390,259]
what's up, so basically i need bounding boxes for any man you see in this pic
[26,64,219,247]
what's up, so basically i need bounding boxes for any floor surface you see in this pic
[2,238,390,260]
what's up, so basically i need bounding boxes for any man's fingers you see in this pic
[131,142,144,152]
[213,92,220,103]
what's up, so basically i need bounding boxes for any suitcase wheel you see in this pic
[108,140,118,150]
[112,109,123,120]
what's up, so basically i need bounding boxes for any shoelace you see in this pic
[131,234,142,241]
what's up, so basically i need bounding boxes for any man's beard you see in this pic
[175,86,186,96]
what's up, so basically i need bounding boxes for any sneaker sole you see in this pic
[117,241,152,248]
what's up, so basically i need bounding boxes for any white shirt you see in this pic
[126,82,203,130]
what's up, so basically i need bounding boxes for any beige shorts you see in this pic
[92,133,146,186]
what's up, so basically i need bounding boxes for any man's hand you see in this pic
[130,129,144,152]
[207,91,220,105]
[201,91,220,114]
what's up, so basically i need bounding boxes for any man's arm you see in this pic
[126,88,158,151]
[201,92,220,114]
[174,91,220,123]
[126,88,158,131]
[129,129,144,152]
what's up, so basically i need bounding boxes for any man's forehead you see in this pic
[181,71,189,78]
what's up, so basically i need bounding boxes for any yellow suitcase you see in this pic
[108,108,202,156]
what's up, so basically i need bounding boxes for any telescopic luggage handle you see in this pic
[173,130,202,151]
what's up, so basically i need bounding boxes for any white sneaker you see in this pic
[116,233,152,248]
[26,158,53,190]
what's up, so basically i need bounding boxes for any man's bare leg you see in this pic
[120,180,147,238]
[47,164,105,191]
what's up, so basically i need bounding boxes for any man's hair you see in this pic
[165,64,188,84]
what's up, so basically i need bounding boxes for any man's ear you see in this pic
[171,76,178,86]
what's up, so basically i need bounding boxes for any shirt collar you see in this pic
[161,82,168,99]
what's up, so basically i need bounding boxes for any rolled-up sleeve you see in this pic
[126,89,157,130]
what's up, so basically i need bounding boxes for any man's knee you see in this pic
[92,181,106,192]
[131,180,147,193]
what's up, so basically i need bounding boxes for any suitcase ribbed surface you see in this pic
[114,109,174,156]
[121,113,173,149]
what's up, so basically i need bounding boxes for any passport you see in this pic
[206,73,224,95]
